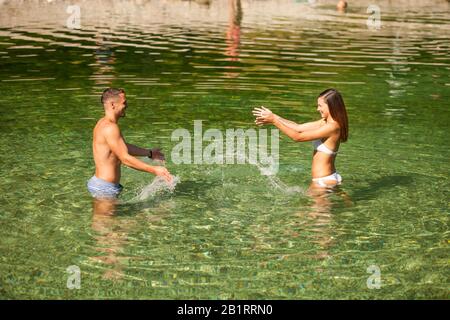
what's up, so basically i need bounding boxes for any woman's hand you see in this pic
[252,106,277,126]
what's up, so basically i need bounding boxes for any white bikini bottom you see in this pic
[312,172,342,188]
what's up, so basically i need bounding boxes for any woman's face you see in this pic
[317,97,330,119]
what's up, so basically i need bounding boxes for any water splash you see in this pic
[246,153,305,195]
[264,171,304,195]
[133,175,180,201]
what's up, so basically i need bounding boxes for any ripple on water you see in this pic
[0,0,449,299]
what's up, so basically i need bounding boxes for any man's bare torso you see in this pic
[93,117,122,184]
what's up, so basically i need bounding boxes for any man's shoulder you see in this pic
[97,118,119,129]
[96,119,120,136]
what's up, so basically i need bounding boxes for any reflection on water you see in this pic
[92,34,117,89]
[91,198,130,280]
[0,0,449,299]
[224,0,243,78]
[292,184,353,260]
[90,196,173,281]
[226,0,242,61]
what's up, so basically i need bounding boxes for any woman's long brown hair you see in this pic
[318,88,349,142]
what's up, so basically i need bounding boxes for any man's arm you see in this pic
[104,124,171,181]
[126,143,165,161]
[126,143,150,157]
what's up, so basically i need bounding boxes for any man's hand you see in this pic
[252,106,276,126]
[149,148,165,162]
[152,166,173,183]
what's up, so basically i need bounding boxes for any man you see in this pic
[337,0,348,12]
[87,88,172,199]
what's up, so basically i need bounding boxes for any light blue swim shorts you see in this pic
[87,176,123,199]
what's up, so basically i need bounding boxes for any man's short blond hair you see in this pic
[101,88,125,105]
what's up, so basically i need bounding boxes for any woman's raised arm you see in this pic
[253,106,324,132]
[278,117,324,132]
[273,117,339,142]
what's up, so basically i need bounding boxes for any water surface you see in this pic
[0,0,449,299]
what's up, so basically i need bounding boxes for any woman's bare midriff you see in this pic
[311,151,336,179]
[310,151,340,189]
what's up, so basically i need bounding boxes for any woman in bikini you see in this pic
[252,88,349,190]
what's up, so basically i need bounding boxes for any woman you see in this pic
[252,88,349,189]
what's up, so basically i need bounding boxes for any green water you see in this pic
[0,0,449,299]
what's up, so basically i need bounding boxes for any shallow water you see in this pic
[0,0,449,299]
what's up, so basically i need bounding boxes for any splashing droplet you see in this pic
[133,175,180,201]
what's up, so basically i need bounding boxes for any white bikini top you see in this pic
[312,139,337,155]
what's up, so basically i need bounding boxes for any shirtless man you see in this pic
[337,0,348,12]
[87,88,172,199]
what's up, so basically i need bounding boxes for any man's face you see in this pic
[113,93,127,117]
